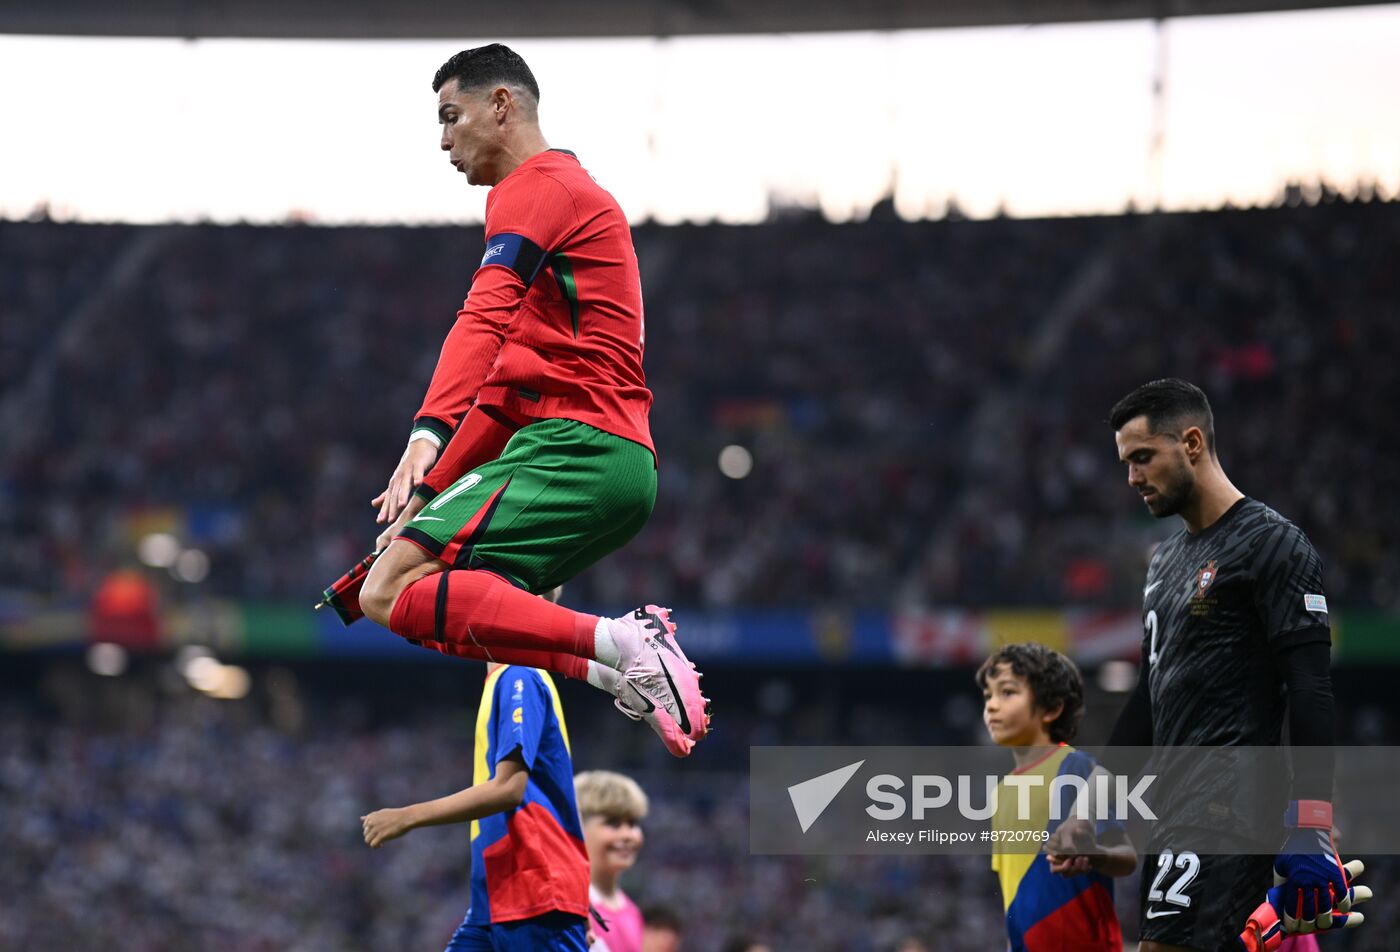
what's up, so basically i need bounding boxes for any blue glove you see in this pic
[1237,859,1370,951]
[1273,800,1347,933]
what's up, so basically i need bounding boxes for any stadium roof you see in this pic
[0,0,1392,38]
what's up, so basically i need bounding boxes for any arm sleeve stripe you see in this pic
[410,415,454,447]
[408,428,443,449]
[481,233,548,287]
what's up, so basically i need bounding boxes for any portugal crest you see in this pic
[1194,560,1218,598]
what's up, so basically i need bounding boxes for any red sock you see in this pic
[389,570,596,680]
[410,636,572,674]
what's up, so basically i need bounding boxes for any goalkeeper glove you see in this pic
[1273,800,1348,933]
[1237,858,1371,952]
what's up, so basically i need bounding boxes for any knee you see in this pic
[360,541,442,628]
[361,563,406,628]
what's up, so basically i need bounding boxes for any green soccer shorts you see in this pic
[398,418,657,594]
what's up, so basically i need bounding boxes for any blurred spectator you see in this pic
[3,659,1395,950]
[640,905,684,952]
[2,202,1397,615]
[88,565,161,649]
[3,203,1396,952]
[719,938,771,952]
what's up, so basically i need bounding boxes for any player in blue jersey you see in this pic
[979,643,1137,952]
[361,662,590,951]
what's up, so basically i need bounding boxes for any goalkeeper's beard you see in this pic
[1145,461,1194,519]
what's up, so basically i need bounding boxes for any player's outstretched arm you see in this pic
[372,437,441,526]
[361,752,529,848]
[415,406,521,506]
[369,407,519,550]
[374,494,428,553]
[1269,640,1343,932]
[373,258,522,525]
[1104,649,1153,772]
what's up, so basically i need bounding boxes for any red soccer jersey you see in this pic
[414,149,653,456]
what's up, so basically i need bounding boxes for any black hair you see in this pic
[432,44,540,102]
[641,904,684,932]
[1108,377,1215,453]
[975,643,1085,744]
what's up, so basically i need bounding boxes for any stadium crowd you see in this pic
[2,200,1398,615]
[0,662,996,952]
[4,660,1397,951]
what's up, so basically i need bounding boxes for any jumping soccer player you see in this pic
[1104,378,1352,952]
[361,662,589,951]
[355,44,707,757]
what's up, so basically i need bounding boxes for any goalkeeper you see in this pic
[1100,380,1361,951]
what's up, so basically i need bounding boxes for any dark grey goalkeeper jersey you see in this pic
[1141,498,1332,833]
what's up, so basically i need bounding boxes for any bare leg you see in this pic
[360,539,445,627]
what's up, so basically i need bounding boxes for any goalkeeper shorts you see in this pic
[1139,829,1274,951]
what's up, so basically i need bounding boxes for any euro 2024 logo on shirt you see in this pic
[511,678,525,723]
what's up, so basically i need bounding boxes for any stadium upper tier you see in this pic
[1,201,1396,615]
[2,0,1386,38]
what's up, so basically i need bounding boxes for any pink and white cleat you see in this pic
[608,605,709,750]
[612,681,695,757]
[589,659,694,756]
